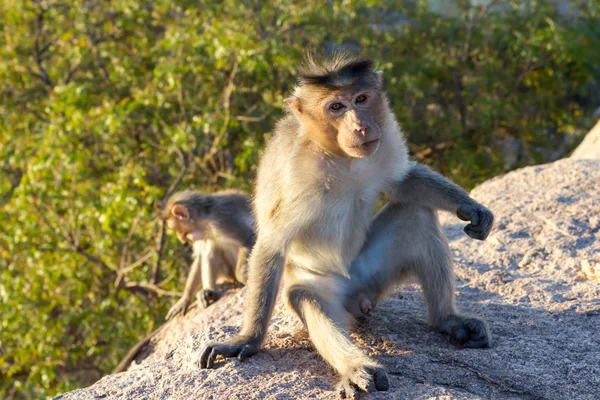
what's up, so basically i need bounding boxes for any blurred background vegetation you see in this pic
[1,0,598,397]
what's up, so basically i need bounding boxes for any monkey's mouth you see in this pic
[361,138,380,148]
[351,138,380,149]
[355,138,380,155]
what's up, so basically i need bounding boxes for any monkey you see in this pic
[198,53,494,399]
[162,189,256,319]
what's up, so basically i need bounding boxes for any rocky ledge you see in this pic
[58,159,600,400]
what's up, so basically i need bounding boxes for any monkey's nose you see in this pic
[355,125,369,135]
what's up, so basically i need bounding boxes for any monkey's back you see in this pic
[209,190,255,249]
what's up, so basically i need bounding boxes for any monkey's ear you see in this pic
[171,205,190,220]
[375,70,383,85]
[285,96,303,116]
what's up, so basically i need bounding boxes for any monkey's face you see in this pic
[166,204,203,244]
[288,85,385,159]
[322,89,383,158]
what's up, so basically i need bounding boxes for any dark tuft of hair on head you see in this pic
[297,51,375,89]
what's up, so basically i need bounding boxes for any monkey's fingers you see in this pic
[457,205,477,223]
[462,206,494,241]
[165,305,182,321]
[463,219,493,240]
[165,309,174,321]
[464,224,486,240]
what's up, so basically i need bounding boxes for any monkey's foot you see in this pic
[198,335,261,369]
[197,289,220,309]
[165,297,191,320]
[438,315,491,348]
[336,366,389,399]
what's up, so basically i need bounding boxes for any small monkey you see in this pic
[199,54,494,398]
[162,189,255,319]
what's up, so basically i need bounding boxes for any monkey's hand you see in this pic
[165,297,191,320]
[197,289,221,309]
[456,203,494,240]
[197,335,261,369]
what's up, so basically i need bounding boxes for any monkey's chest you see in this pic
[288,191,375,276]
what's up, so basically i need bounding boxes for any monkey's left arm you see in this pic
[390,162,494,240]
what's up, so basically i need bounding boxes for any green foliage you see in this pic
[1,0,598,397]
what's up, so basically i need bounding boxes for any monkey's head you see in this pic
[285,53,388,159]
[161,190,215,243]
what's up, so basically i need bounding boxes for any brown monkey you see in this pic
[162,189,255,318]
[199,54,494,398]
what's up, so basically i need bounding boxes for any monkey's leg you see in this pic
[346,203,491,348]
[286,282,389,398]
[234,246,249,285]
[197,243,222,308]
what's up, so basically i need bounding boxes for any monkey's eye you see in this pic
[355,94,367,103]
[330,102,345,111]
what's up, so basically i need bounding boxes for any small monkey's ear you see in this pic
[375,70,383,85]
[171,205,190,220]
[285,96,303,116]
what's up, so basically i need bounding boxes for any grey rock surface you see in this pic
[57,159,600,400]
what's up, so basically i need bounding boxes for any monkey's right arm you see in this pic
[166,254,203,320]
[198,239,286,369]
[391,162,494,240]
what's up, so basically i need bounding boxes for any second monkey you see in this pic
[162,189,255,319]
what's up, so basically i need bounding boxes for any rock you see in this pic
[56,159,600,400]
[571,119,600,160]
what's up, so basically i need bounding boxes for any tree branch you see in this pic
[123,281,181,297]
[33,8,53,87]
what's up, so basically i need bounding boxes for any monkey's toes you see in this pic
[337,366,389,398]
[337,380,358,399]
[443,316,491,348]
[197,343,239,369]
[462,318,492,348]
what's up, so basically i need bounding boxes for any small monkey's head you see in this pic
[161,190,214,244]
[286,53,388,159]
